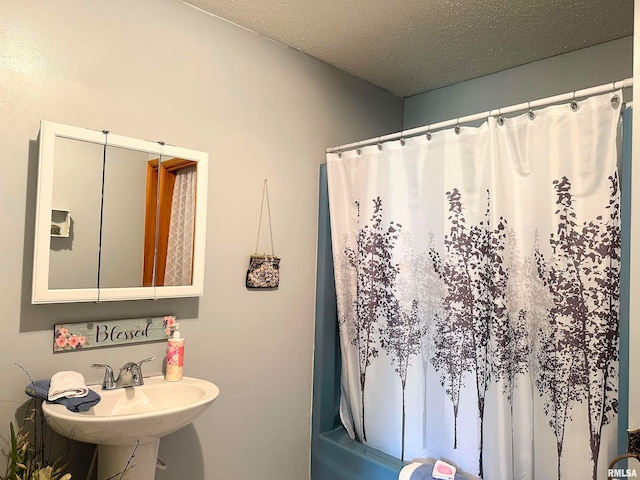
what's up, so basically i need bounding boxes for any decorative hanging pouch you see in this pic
[246,180,280,289]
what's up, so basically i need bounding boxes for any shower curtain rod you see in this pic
[326,77,633,154]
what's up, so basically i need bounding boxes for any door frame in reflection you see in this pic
[143,158,198,287]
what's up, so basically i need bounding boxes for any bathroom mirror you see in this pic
[32,121,208,303]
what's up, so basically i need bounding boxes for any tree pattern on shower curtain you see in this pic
[344,196,401,442]
[380,297,426,461]
[340,176,619,479]
[534,175,620,480]
[494,227,537,411]
[428,188,508,477]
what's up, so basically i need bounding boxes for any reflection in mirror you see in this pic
[144,156,197,287]
[49,137,103,289]
[99,145,156,289]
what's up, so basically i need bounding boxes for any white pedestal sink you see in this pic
[42,376,219,480]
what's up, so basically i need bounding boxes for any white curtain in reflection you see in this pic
[165,166,196,286]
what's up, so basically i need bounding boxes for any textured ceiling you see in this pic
[183,0,633,98]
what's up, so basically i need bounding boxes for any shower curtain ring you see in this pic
[611,94,620,108]
[377,137,382,151]
[454,120,460,135]
[528,101,536,120]
[610,81,620,108]
[497,108,505,126]
[400,132,406,146]
[571,91,579,111]
[426,126,432,141]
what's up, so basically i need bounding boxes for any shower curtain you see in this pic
[164,165,196,286]
[326,91,622,480]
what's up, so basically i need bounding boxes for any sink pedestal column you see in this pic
[97,439,160,480]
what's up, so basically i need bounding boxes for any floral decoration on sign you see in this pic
[54,326,87,351]
[163,315,177,336]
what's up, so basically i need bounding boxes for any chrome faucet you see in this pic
[92,357,155,390]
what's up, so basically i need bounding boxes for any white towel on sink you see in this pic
[48,371,89,401]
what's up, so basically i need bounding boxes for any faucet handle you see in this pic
[92,363,115,389]
[136,357,155,367]
[132,357,155,385]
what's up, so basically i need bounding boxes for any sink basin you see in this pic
[42,375,219,445]
[42,376,219,480]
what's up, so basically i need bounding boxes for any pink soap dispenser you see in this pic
[165,323,184,382]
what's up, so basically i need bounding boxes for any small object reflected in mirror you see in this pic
[51,224,61,236]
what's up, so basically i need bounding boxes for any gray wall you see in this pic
[49,137,104,289]
[0,2,402,480]
[100,146,149,288]
[404,37,632,129]
[49,140,149,289]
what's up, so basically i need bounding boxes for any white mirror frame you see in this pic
[32,120,208,303]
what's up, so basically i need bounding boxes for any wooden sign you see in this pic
[53,315,176,352]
